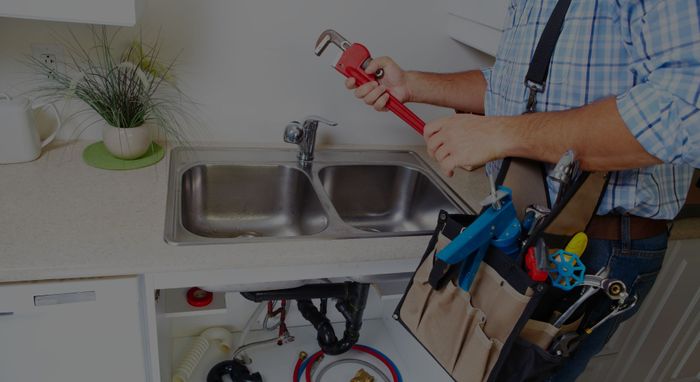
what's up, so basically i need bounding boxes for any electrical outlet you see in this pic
[31,43,65,78]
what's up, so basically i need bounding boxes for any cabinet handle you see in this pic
[34,291,96,306]
[0,312,14,316]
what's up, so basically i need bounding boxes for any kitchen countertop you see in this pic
[2,141,697,283]
[0,140,489,283]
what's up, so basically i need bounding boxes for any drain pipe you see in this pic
[241,282,372,356]
[297,283,370,355]
[172,327,235,382]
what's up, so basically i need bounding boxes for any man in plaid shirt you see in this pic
[343,0,699,379]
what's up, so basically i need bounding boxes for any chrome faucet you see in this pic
[283,116,337,166]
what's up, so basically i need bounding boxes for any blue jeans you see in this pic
[547,216,668,381]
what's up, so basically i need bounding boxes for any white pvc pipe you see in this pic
[172,327,235,382]
[201,327,235,353]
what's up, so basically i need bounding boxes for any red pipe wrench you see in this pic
[315,29,425,135]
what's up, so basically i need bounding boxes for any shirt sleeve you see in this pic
[481,67,493,94]
[615,0,700,167]
[481,66,493,114]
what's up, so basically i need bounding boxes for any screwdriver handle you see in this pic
[335,43,425,135]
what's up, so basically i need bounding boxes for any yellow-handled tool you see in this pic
[564,232,588,260]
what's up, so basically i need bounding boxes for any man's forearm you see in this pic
[406,70,487,114]
[501,97,662,171]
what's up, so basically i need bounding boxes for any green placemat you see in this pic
[83,141,165,170]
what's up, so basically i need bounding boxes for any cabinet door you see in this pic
[0,0,143,26]
[0,277,148,382]
[447,0,510,56]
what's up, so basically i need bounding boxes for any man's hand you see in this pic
[424,98,663,176]
[340,56,488,114]
[345,57,412,111]
[424,114,509,177]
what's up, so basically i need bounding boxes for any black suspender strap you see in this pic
[524,0,574,113]
[496,0,610,246]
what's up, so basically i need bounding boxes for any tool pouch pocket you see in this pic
[495,316,580,382]
[394,212,548,382]
[496,338,562,382]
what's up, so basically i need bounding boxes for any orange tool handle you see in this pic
[335,43,425,135]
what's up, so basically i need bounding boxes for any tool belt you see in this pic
[391,0,646,380]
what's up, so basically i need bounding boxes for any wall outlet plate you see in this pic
[31,43,65,78]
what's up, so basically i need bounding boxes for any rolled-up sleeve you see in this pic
[616,0,700,167]
[481,67,492,87]
[482,66,493,115]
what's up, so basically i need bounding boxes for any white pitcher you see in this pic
[0,94,62,164]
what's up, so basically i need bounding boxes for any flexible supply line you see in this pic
[296,345,402,382]
[314,358,391,382]
[236,302,267,352]
[172,327,234,382]
[232,336,283,361]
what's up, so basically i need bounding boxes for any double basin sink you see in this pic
[165,147,471,245]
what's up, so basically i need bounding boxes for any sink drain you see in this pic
[237,231,261,238]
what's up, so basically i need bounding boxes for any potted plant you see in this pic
[28,27,193,160]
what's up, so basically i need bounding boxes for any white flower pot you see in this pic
[102,123,152,160]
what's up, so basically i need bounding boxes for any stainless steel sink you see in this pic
[181,164,328,238]
[165,147,472,245]
[319,165,457,233]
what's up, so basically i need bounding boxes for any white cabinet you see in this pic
[0,0,143,26]
[0,277,149,382]
[447,0,510,56]
[151,282,451,382]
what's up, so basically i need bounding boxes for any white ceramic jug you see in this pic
[0,94,62,164]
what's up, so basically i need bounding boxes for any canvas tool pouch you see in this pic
[394,160,608,381]
[397,212,547,382]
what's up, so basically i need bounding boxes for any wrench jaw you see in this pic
[550,295,638,357]
[549,268,638,357]
[584,294,638,334]
[314,29,351,56]
[550,332,581,357]
[552,268,624,328]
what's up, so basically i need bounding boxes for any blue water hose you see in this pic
[296,344,402,382]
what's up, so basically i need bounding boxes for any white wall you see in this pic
[0,0,493,146]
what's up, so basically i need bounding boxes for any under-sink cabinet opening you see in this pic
[153,280,452,382]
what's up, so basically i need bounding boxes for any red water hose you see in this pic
[350,345,399,382]
[304,351,324,382]
[292,352,307,382]
[300,345,399,382]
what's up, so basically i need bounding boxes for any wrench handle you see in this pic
[335,43,425,135]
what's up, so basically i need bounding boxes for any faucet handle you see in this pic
[284,116,337,164]
[303,115,337,127]
[283,121,303,144]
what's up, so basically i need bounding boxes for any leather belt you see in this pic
[586,215,669,241]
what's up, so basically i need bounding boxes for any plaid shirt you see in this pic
[483,0,700,219]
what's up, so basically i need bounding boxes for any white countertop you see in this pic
[0,141,489,283]
[3,141,696,284]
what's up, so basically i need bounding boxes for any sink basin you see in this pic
[181,164,328,238]
[165,148,471,245]
[319,165,457,233]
